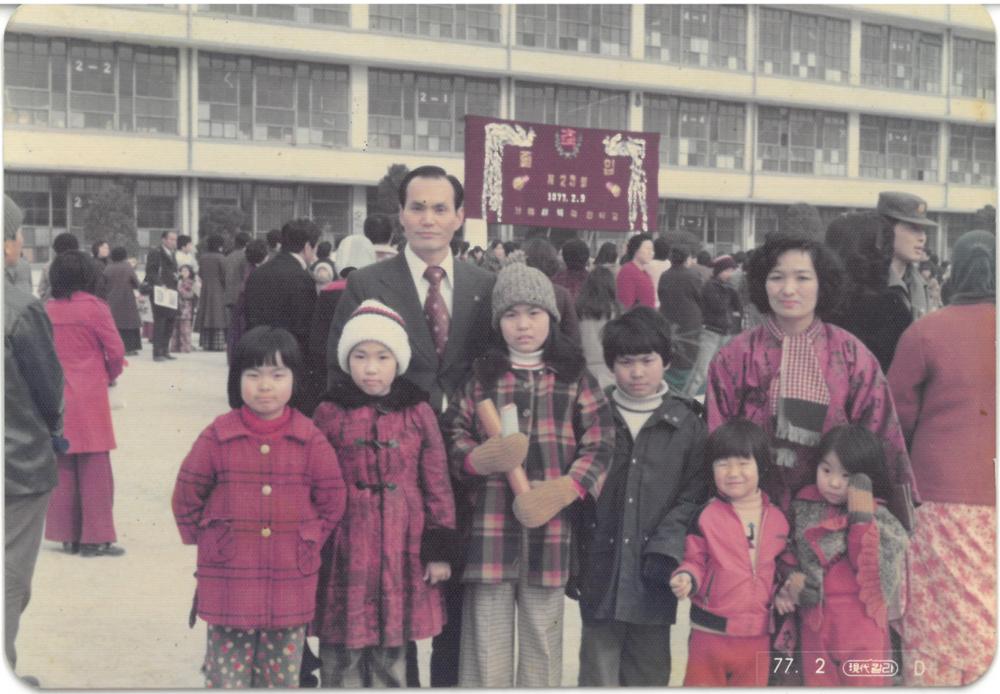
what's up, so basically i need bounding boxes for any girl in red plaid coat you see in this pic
[312,301,458,687]
[444,264,614,687]
[172,326,346,688]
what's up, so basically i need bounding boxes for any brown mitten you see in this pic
[468,433,529,475]
[847,473,875,523]
[512,476,578,528]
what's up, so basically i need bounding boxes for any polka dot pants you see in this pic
[203,624,306,688]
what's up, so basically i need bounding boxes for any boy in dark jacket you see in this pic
[575,306,708,685]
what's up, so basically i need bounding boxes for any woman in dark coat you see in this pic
[824,211,911,372]
[100,246,143,354]
[195,234,228,351]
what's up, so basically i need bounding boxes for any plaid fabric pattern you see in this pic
[765,317,830,414]
[444,366,613,587]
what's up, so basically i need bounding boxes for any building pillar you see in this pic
[350,185,368,235]
[849,18,863,86]
[499,4,512,47]
[349,65,369,151]
[630,5,645,61]
[847,112,861,178]
[350,4,368,31]
[182,178,195,242]
[746,5,757,73]
[628,92,643,131]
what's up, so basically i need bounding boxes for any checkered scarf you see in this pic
[765,317,830,467]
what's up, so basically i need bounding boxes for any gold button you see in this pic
[260,444,271,454]
[261,527,271,538]
[262,485,272,496]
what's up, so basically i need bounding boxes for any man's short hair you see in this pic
[602,306,673,369]
[280,218,321,253]
[177,234,192,249]
[363,214,394,244]
[398,165,464,209]
[52,232,80,254]
[234,231,252,249]
[161,230,176,240]
[266,228,282,250]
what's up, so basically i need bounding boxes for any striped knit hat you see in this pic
[337,299,411,375]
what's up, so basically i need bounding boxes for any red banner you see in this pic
[463,115,660,233]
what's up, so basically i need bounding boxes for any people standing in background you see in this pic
[171,265,197,354]
[222,231,252,361]
[552,238,590,303]
[363,214,398,262]
[692,250,713,285]
[265,228,282,262]
[37,232,82,302]
[657,242,703,390]
[825,211,911,373]
[5,195,65,678]
[889,230,996,686]
[644,237,671,308]
[101,246,143,355]
[43,250,127,558]
[143,230,179,363]
[310,240,336,277]
[575,266,620,390]
[6,250,33,294]
[524,238,580,344]
[226,239,268,365]
[878,191,936,323]
[91,240,110,267]
[683,255,742,398]
[174,235,198,275]
[616,233,656,310]
[194,235,227,352]
[594,242,620,277]
[243,219,320,413]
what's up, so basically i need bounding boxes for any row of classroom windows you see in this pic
[5,36,996,186]
[5,173,980,263]
[158,5,998,100]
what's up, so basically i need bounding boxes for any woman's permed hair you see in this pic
[49,250,98,298]
[746,235,846,318]
[601,305,672,369]
[812,425,892,502]
[704,419,780,500]
[622,233,653,264]
[594,241,619,266]
[227,326,303,410]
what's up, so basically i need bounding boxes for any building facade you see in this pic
[3,4,995,261]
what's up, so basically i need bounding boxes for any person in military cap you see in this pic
[877,191,938,322]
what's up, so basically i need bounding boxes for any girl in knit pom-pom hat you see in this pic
[443,262,614,687]
[312,300,458,687]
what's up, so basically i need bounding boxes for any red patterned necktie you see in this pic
[423,266,450,357]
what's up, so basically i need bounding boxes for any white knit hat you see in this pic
[337,300,411,375]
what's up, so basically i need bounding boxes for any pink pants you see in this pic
[800,594,892,686]
[684,629,771,686]
[44,452,117,545]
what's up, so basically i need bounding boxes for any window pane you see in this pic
[517,4,628,56]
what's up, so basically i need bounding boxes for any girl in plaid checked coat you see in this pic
[443,263,615,687]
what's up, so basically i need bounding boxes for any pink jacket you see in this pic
[312,391,456,648]
[706,321,917,506]
[616,261,656,309]
[172,407,346,629]
[674,494,790,637]
[45,292,125,453]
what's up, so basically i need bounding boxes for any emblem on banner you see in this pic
[555,127,582,159]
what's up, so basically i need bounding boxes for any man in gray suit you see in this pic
[326,166,495,686]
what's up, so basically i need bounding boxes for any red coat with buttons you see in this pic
[311,379,456,648]
[172,407,346,629]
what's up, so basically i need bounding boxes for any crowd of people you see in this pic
[3,162,995,690]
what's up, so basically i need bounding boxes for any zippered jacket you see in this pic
[673,494,790,637]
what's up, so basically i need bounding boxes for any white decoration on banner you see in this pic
[482,122,536,223]
[602,133,650,232]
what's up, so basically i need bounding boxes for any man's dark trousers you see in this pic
[152,305,177,357]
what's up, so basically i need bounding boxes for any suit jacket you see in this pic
[222,248,249,307]
[243,252,316,356]
[144,245,178,290]
[326,252,495,412]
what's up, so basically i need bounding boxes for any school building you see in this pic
[3,4,996,261]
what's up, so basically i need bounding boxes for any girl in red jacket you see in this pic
[670,419,793,686]
[312,300,458,687]
[782,425,908,686]
[172,326,346,688]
